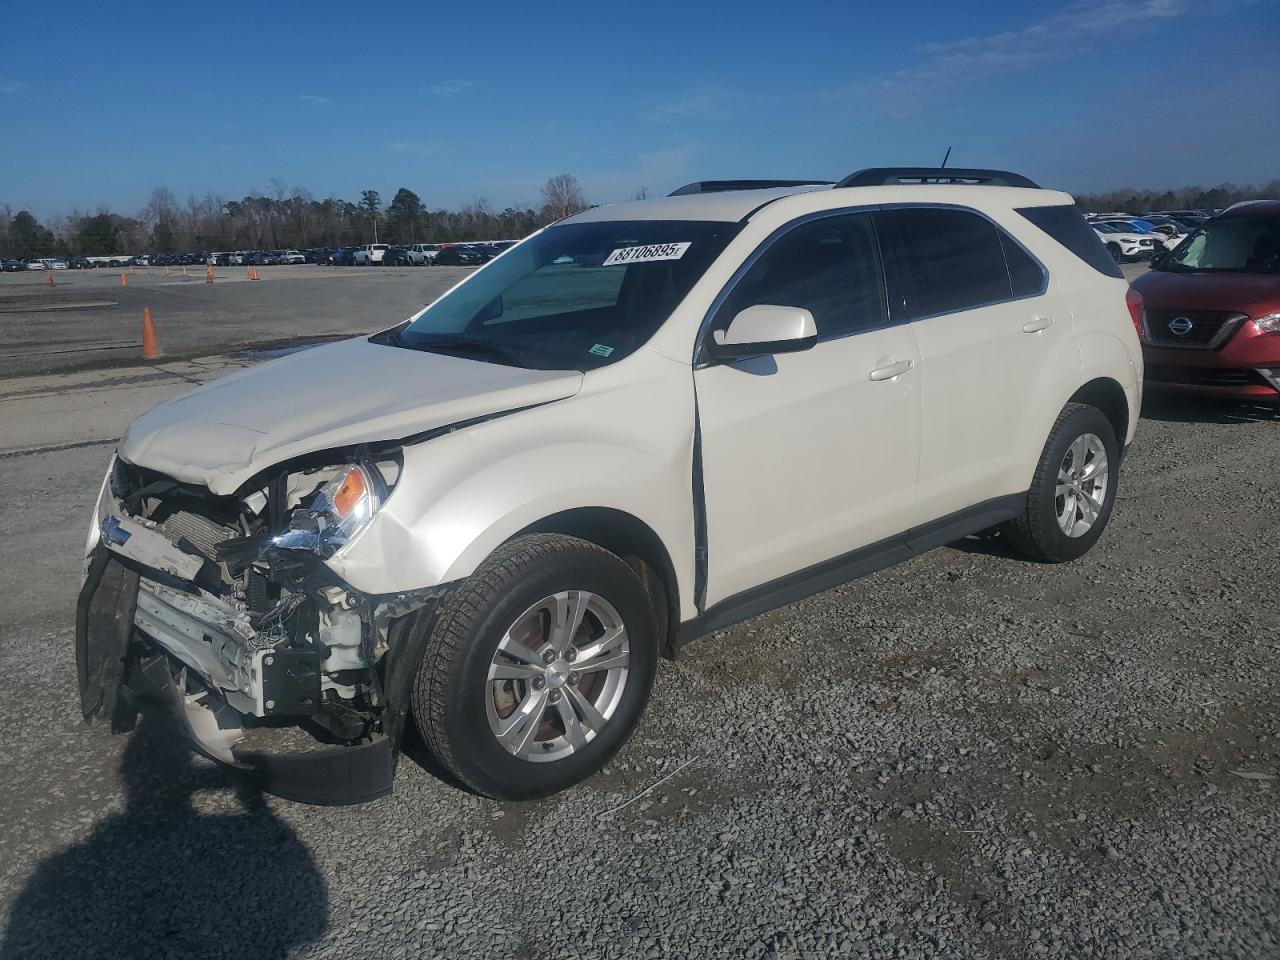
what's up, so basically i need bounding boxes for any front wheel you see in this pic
[1001,403,1120,563]
[412,534,658,799]
[1107,243,1122,262]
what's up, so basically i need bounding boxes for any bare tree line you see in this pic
[0,174,591,260]
[8,175,1275,261]
[1074,180,1280,215]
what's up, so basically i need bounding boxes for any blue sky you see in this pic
[2,0,1276,218]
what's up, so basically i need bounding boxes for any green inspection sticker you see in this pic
[589,343,615,357]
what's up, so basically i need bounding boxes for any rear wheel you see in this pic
[1001,403,1119,563]
[412,534,658,799]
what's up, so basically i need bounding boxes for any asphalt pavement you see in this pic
[0,264,475,378]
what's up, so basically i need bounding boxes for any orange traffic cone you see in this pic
[46,270,54,286]
[245,265,252,279]
[250,266,260,281]
[142,307,163,359]
[206,266,214,283]
[164,265,171,275]
[182,265,189,278]
[120,272,128,287]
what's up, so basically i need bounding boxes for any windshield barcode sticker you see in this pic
[603,242,691,266]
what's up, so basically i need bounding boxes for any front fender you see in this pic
[327,374,697,614]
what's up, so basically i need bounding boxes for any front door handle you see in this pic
[1022,315,1053,333]
[868,359,914,382]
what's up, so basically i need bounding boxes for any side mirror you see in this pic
[707,304,818,360]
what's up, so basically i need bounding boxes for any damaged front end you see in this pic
[77,451,445,805]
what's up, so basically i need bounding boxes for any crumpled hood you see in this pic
[119,337,583,494]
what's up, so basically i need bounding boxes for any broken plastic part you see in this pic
[272,463,381,557]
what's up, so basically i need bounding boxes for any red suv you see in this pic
[1131,201,1280,399]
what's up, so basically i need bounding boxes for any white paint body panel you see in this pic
[695,325,921,605]
[117,338,583,495]
[328,348,700,616]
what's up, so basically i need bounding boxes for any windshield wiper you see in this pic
[371,324,408,346]
[412,336,531,367]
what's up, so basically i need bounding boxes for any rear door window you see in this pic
[878,208,1012,320]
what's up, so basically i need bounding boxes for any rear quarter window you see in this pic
[1000,232,1047,298]
[1017,205,1123,278]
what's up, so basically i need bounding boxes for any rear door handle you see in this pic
[868,359,913,381]
[1022,315,1053,333]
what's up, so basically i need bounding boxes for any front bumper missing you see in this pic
[124,649,394,806]
[76,547,400,805]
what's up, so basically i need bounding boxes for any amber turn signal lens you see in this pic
[330,466,369,518]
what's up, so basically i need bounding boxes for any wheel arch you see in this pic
[1068,377,1130,449]
[513,507,681,659]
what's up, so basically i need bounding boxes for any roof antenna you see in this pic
[940,146,952,169]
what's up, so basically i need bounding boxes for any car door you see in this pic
[876,206,1077,523]
[694,210,922,608]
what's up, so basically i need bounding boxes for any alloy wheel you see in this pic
[1056,433,1109,538]
[485,591,630,762]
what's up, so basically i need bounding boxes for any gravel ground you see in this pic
[2,349,1278,954]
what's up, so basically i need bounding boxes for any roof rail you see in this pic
[836,167,1040,189]
[668,179,832,197]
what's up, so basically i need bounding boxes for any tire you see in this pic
[412,534,658,800]
[1001,402,1120,563]
[1107,243,1122,263]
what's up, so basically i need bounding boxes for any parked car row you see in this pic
[3,256,95,271]
[204,249,309,266]
[332,240,516,267]
[2,241,518,274]
[1086,210,1217,263]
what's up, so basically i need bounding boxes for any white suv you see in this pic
[352,243,390,265]
[78,168,1142,803]
[407,242,441,265]
[1091,221,1158,262]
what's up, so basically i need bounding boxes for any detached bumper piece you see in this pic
[125,647,395,806]
[76,547,396,806]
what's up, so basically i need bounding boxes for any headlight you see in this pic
[273,463,382,557]
[1252,312,1280,334]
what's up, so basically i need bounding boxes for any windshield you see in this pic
[382,219,742,370]
[1093,223,1118,233]
[1157,215,1280,274]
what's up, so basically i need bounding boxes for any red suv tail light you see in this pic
[1125,287,1145,337]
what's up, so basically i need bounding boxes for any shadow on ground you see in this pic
[0,721,327,960]
[947,528,1025,561]
[1141,393,1280,425]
